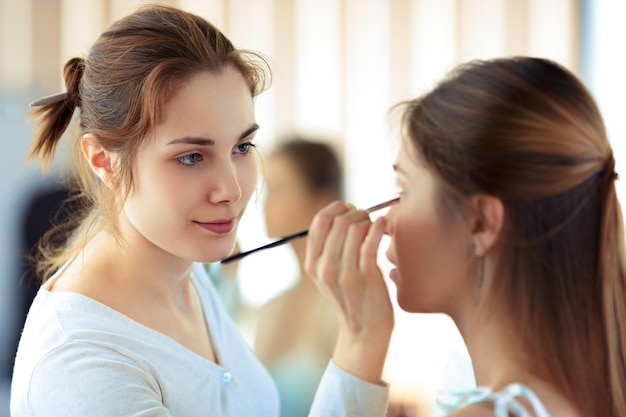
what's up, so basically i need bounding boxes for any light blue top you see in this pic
[11,263,389,417]
[270,350,327,417]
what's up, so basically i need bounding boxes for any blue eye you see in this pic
[177,152,203,166]
[235,142,256,155]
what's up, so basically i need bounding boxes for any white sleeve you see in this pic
[22,341,173,417]
[308,361,389,417]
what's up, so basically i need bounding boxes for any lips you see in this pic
[195,218,235,235]
[389,268,399,282]
[385,248,397,267]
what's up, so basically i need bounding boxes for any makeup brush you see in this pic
[220,197,399,264]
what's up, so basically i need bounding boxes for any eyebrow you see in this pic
[167,123,260,146]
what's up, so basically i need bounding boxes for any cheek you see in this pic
[393,218,424,276]
[238,157,258,201]
[130,160,181,209]
[390,210,456,311]
[397,225,474,312]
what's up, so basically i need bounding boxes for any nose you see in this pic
[209,159,242,204]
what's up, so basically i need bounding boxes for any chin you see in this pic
[396,295,417,313]
[192,242,238,264]
[396,292,434,314]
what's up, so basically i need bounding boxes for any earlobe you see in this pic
[81,134,115,186]
[470,194,505,257]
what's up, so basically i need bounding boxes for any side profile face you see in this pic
[385,140,473,315]
[263,154,322,238]
[122,66,258,264]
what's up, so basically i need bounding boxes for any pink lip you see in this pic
[389,268,399,282]
[195,219,235,235]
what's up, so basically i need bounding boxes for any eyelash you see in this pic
[235,142,256,155]
[177,153,203,167]
[176,142,257,167]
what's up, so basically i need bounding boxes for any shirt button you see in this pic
[222,371,233,384]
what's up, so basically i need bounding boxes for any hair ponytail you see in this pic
[599,162,626,415]
[28,57,84,169]
[26,5,271,282]
[402,57,626,416]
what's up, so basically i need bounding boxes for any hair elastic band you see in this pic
[29,91,69,107]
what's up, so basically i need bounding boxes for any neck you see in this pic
[83,213,195,303]
[454,309,525,390]
[448,258,525,389]
[450,267,583,417]
[460,311,583,416]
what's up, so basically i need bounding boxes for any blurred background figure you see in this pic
[255,138,342,417]
[6,182,74,377]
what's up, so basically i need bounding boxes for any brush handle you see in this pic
[220,197,399,264]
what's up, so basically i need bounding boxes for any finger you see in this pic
[359,216,387,272]
[305,201,352,278]
[315,209,369,289]
[319,211,372,321]
[324,209,369,263]
[341,217,372,274]
[334,218,372,323]
[314,209,367,304]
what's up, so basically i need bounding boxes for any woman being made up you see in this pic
[305,57,626,417]
[10,5,391,416]
[255,138,342,417]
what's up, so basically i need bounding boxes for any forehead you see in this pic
[153,67,255,142]
[396,138,425,175]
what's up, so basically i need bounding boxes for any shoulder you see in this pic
[31,340,155,383]
[439,383,553,417]
[12,339,162,417]
[16,294,159,387]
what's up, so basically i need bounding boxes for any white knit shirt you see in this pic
[11,263,389,417]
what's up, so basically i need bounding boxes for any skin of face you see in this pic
[385,140,473,315]
[121,66,258,265]
[263,154,322,238]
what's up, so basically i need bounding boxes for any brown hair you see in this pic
[399,57,626,416]
[270,137,344,199]
[28,4,271,281]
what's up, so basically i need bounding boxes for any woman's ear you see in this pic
[81,134,116,187]
[468,194,504,256]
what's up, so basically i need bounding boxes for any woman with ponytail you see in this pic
[11,5,391,417]
[306,56,626,417]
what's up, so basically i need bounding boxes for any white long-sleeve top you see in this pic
[11,263,389,417]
